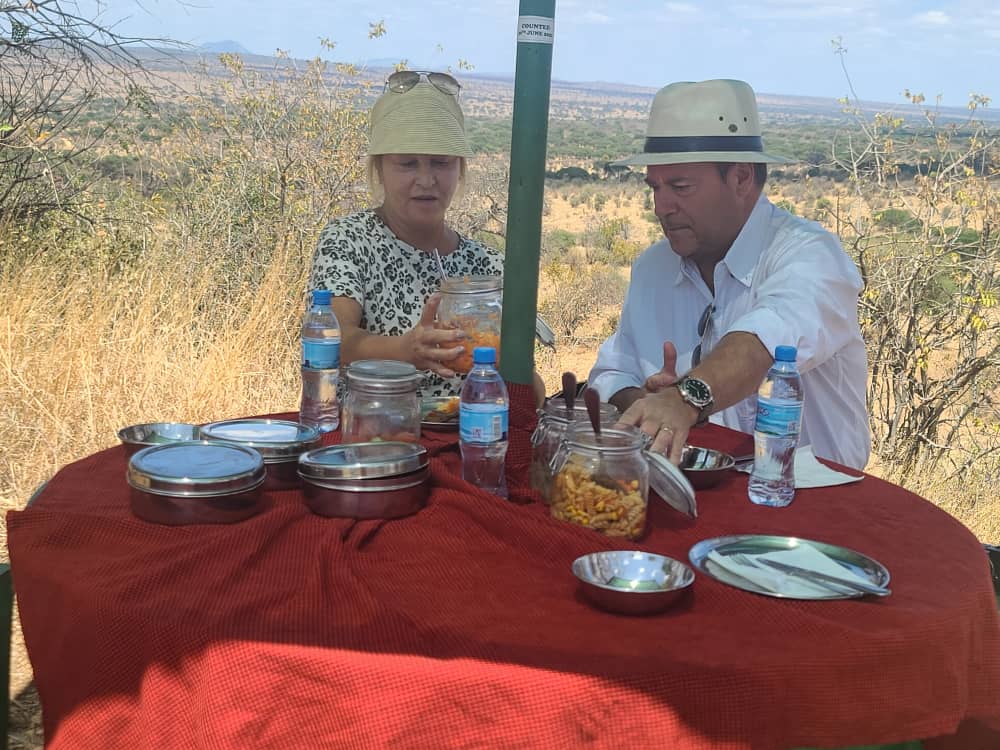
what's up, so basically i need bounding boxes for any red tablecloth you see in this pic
[7,385,1000,749]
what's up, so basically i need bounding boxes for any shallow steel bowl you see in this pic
[572,550,695,615]
[679,445,736,490]
[118,422,201,456]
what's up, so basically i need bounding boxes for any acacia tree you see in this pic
[0,0,168,228]
[828,55,1000,479]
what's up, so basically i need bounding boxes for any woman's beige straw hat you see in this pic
[369,80,473,158]
[615,79,794,166]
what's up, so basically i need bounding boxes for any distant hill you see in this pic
[126,46,1000,125]
[199,40,253,55]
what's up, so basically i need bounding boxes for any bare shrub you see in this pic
[830,71,1000,479]
[117,53,369,305]
[538,262,626,341]
[0,0,174,231]
[583,216,642,265]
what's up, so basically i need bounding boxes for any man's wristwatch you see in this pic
[675,376,714,425]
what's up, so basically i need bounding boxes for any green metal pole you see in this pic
[499,0,555,385]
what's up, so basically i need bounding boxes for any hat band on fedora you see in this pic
[644,135,764,154]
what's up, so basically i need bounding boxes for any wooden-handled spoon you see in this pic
[584,387,602,439]
[585,387,621,489]
[561,372,577,417]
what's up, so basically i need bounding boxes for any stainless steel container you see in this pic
[127,441,267,525]
[199,418,322,489]
[298,441,430,519]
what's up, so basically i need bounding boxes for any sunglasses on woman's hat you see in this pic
[384,70,461,97]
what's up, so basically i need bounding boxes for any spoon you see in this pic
[584,387,602,439]
[584,387,621,490]
[561,372,577,417]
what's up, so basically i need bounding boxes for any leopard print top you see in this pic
[310,209,503,397]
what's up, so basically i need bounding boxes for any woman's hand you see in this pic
[400,293,466,377]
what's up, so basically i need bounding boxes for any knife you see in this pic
[756,558,891,597]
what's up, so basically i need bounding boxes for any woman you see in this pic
[309,70,504,398]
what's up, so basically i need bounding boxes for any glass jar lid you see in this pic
[644,450,697,518]
[299,441,428,481]
[127,441,266,497]
[560,422,696,516]
[345,360,423,394]
[199,419,321,462]
[439,275,502,294]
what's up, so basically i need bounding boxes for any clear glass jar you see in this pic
[341,360,423,443]
[530,399,619,501]
[549,423,649,540]
[437,275,502,374]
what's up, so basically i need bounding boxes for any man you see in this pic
[588,79,870,469]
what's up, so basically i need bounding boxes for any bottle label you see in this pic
[755,398,802,437]
[459,404,508,443]
[302,339,340,369]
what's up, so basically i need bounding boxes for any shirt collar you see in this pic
[720,193,772,287]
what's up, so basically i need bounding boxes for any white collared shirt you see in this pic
[588,195,871,469]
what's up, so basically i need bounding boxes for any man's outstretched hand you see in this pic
[643,341,679,393]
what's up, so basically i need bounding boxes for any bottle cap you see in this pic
[312,289,332,305]
[472,346,497,365]
[775,345,797,362]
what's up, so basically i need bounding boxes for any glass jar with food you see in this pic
[530,398,619,500]
[437,275,502,374]
[549,423,649,540]
[341,360,423,443]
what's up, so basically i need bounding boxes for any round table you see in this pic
[7,391,1000,749]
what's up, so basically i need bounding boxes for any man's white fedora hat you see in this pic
[615,79,794,166]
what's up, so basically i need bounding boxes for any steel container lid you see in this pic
[128,441,266,497]
[299,441,428,481]
[344,360,423,394]
[199,419,321,462]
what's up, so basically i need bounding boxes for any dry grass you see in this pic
[1,236,309,748]
[1,181,997,748]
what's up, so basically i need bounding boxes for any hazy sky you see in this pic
[87,0,999,106]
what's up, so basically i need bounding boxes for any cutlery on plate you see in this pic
[732,553,891,597]
[727,553,853,595]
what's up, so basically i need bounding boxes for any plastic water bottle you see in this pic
[748,345,803,507]
[299,289,340,432]
[459,346,509,498]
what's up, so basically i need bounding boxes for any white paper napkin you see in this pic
[707,544,872,597]
[736,445,863,489]
[793,446,863,488]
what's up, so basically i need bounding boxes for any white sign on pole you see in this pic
[517,16,555,44]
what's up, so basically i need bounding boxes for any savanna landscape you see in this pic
[2,13,999,747]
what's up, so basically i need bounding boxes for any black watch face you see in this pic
[683,378,711,405]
